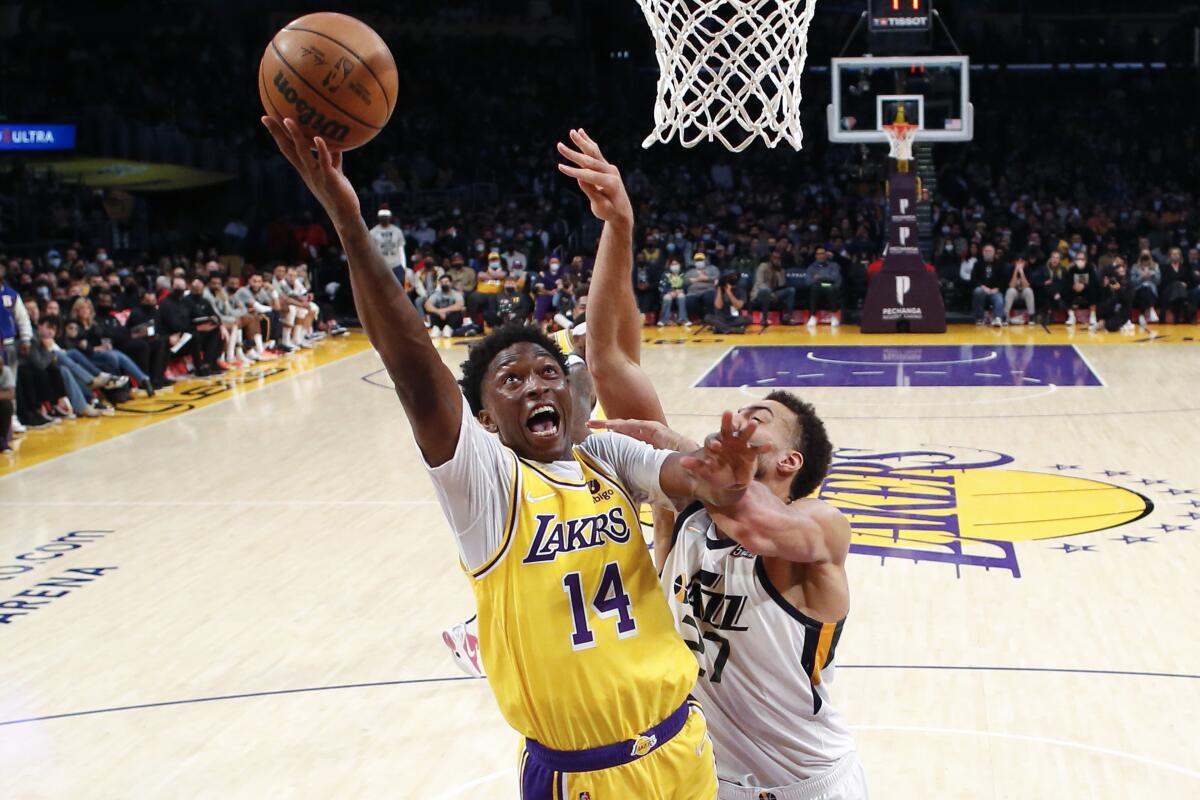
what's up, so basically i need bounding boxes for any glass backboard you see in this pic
[828,55,972,143]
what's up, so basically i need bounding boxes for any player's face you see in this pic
[480,342,574,462]
[737,400,803,483]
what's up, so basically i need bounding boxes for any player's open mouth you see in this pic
[526,404,560,438]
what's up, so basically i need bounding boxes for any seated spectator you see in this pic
[232,273,280,357]
[970,244,1008,326]
[72,297,153,395]
[29,316,103,420]
[446,255,482,319]
[805,246,843,328]
[1130,250,1161,327]
[1098,258,1134,333]
[124,290,170,383]
[553,279,582,331]
[425,274,467,338]
[486,270,533,329]
[657,257,687,327]
[751,257,797,326]
[1183,248,1200,320]
[684,252,719,321]
[1034,251,1067,325]
[475,252,507,298]
[1065,250,1099,330]
[272,265,311,350]
[707,272,749,333]
[531,258,560,327]
[1004,257,1036,324]
[184,278,225,375]
[1159,247,1190,323]
[634,256,661,317]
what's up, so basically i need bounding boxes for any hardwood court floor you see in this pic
[1,324,1198,799]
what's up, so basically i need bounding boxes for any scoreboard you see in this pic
[869,0,933,32]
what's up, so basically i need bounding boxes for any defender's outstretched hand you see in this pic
[262,117,360,224]
[557,129,633,230]
[680,411,772,500]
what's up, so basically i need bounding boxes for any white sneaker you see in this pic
[1121,320,1135,333]
[1137,314,1149,330]
[430,326,441,338]
[992,316,1002,327]
[1088,319,1097,331]
[683,320,693,328]
[11,416,25,434]
[1066,310,1076,326]
[441,622,484,678]
[657,320,666,328]
[296,338,313,349]
[1148,308,1159,323]
[830,314,840,328]
[442,325,453,338]
[806,315,817,329]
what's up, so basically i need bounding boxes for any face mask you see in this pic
[141,303,156,313]
[172,288,185,299]
[945,243,954,251]
[666,243,676,252]
[941,226,950,235]
[702,234,712,242]
[549,264,560,273]
[440,283,451,292]
[97,305,112,314]
[809,224,819,232]
[669,264,681,273]
[476,244,485,252]
[48,257,61,269]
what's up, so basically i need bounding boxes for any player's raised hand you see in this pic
[556,128,634,230]
[262,116,361,224]
[680,411,772,500]
[588,418,700,453]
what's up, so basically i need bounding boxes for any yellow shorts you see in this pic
[519,700,717,800]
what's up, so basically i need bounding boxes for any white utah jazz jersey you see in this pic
[661,502,855,788]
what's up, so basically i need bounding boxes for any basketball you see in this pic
[258,12,398,151]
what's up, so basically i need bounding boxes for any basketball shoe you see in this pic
[441,617,484,678]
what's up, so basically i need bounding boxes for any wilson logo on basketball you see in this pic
[271,71,350,142]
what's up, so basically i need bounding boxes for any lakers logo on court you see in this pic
[819,446,1162,577]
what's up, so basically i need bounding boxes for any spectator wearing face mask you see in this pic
[683,252,719,321]
[124,290,170,385]
[425,274,467,338]
[368,207,407,276]
[1130,250,1161,327]
[1065,250,1099,330]
[232,273,279,358]
[657,257,688,327]
[805,246,843,328]
[532,257,562,327]
[485,269,532,328]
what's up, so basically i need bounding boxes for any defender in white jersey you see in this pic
[561,128,868,799]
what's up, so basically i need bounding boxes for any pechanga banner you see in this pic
[0,124,76,151]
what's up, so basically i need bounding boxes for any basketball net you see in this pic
[882,107,917,171]
[637,0,819,152]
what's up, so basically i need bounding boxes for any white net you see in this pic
[883,124,916,162]
[637,0,819,152]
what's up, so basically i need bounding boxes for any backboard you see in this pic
[828,55,972,143]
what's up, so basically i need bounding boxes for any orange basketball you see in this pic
[259,12,398,151]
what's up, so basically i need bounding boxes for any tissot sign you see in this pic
[0,124,76,151]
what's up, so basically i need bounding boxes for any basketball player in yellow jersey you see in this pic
[262,117,764,798]
[560,129,869,799]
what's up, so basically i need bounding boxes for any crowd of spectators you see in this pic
[0,248,346,453]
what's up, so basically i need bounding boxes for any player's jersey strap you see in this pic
[755,556,846,714]
[465,451,522,580]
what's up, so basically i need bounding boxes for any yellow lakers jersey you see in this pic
[468,447,697,750]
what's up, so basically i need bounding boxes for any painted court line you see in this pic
[0,500,437,508]
[2,664,1194,729]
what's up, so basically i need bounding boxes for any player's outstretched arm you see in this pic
[557,130,666,427]
[263,118,462,465]
[706,484,849,565]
